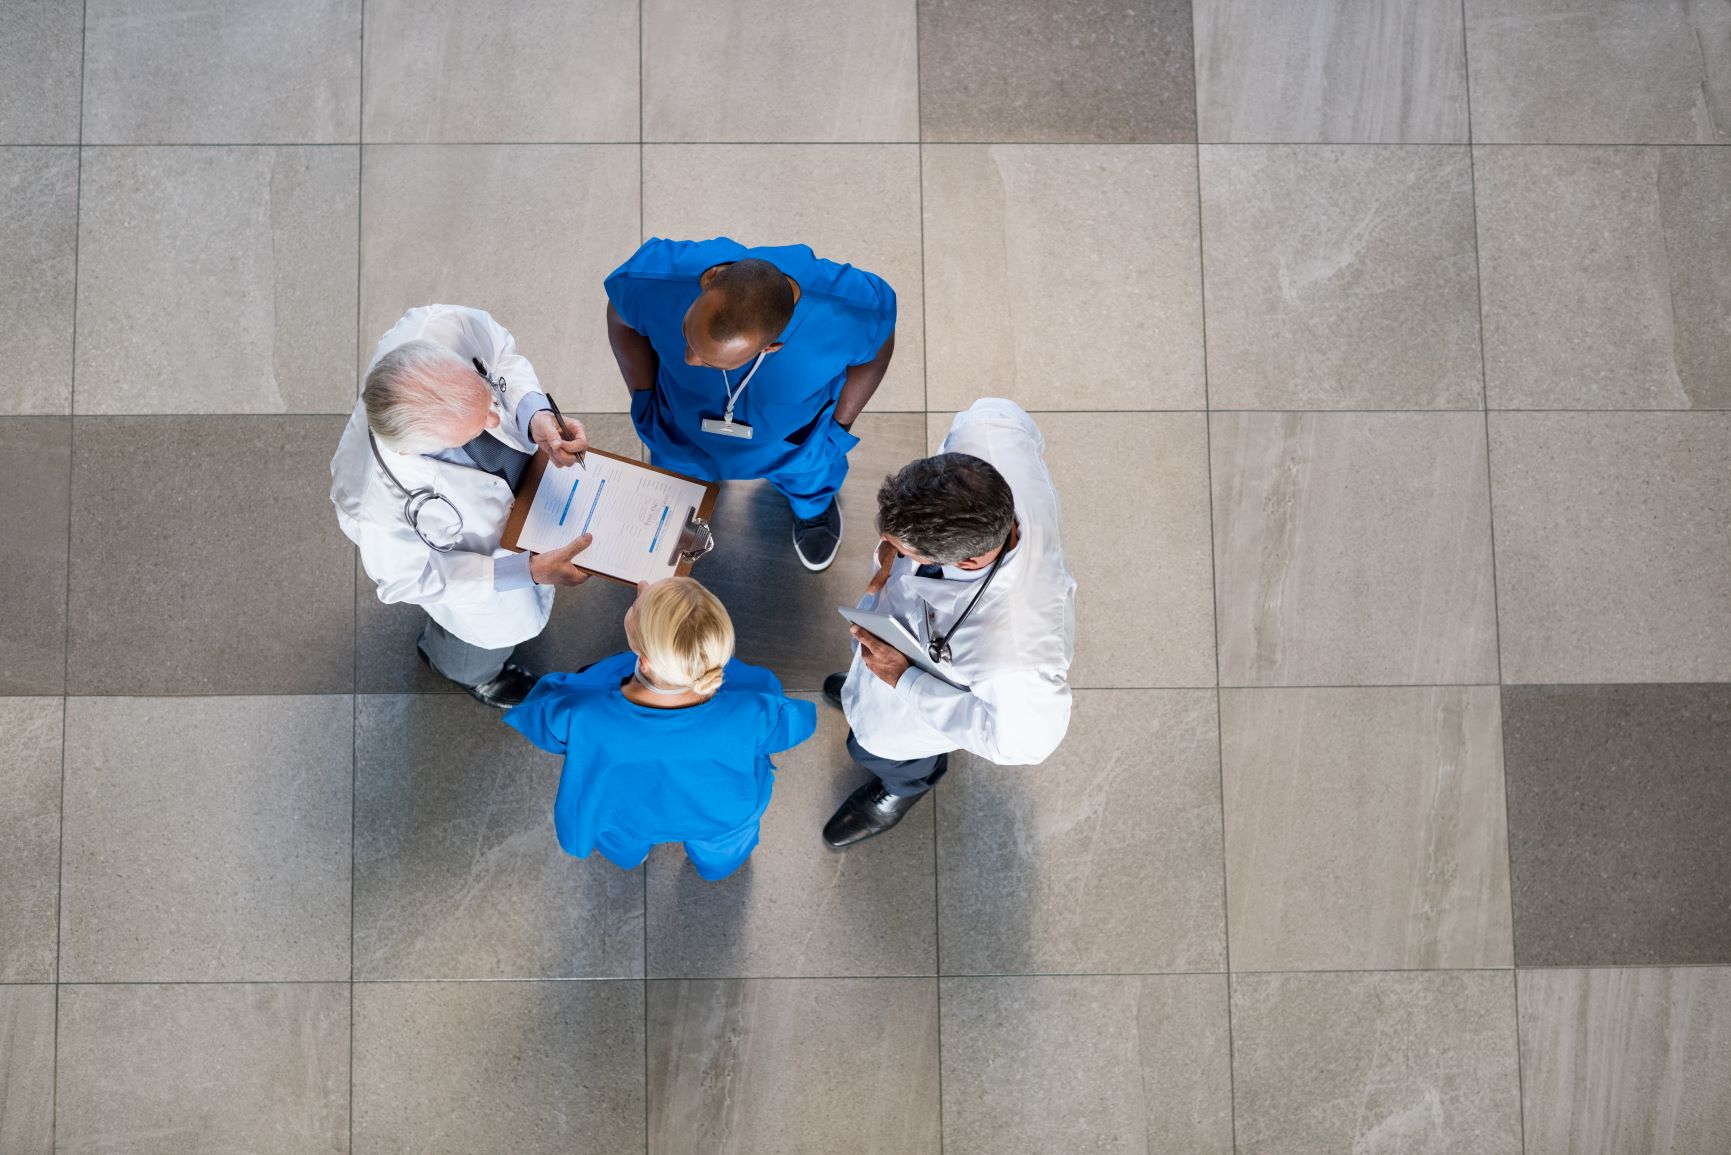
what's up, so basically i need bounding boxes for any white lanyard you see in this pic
[719,350,768,423]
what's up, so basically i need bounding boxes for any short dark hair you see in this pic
[706,258,795,345]
[876,453,1015,565]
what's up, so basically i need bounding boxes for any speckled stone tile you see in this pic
[919,0,1196,142]
[59,697,352,982]
[364,0,638,143]
[0,985,54,1155]
[353,980,645,1154]
[66,416,356,694]
[648,978,940,1155]
[1199,145,1483,409]
[0,0,85,144]
[0,419,69,693]
[1475,146,1731,409]
[1518,967,1731,1155]
[1503,684,1731,966]
[1231,971,1523,1155]
[354,694,644,979]
[1211,412,1499,686]
[74,147,359,414]
[0,149,76,414]
[0,700,61,983]
[937,690,1225,975]
[1465,0,1731,143]
[56,983,350,1155]
[1222,687,1512,971]
[922,144,1205,411]
[941,975,1232,1155]
[1195,0,1469,142]
[1489,414,1731,682]
[643,0,916,142]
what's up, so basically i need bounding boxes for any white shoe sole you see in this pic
[793,503,843,572]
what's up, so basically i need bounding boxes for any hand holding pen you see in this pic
[530,394,588,469]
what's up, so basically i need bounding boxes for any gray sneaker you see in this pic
[792,498,843,571]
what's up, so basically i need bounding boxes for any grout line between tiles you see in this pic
[45,140,1731,149]
[350,2,365,1147]
[54,406,1731,419]
[639,9,651,1153]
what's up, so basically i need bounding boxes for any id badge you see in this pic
[700,416,754,439]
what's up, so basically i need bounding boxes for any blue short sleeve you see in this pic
[758,696,818,756]
[855,272,897,364]
[604,240,669,333]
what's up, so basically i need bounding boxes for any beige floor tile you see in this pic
[354,980,645,1154]
[0,700,60,983]
[1195,0,1468,143]
[1232,971,1523,1155]
[648,978,940,1155]
[923,145,1205,411]
[0,985,56,1155]
[642,144,923,411]
[941,975,1232,1155]
[938,690,1224,974]
[0,148,76,414]
[1476,146,1731,409]
[1212,412,1499,686]
[1489,413,1731,683]
[362,144,640,413]
[0,419,69,694]
[1518,967,1731,1155]
[1221,686,1513,970]
[364,0,637,143]
[643,0,917,142]
[82,0,360,144]
[0,0,82,144]
[75,146,359,414]
[56,983,350,1155]
[1200,145,1483,409]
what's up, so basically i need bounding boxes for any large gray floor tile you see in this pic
[643,0,916,142]
[1212,412,1499,686]
[56,983,350,1155]
[354,694,643,979]
[648,978,940,1155]
[1231,971,1523,1155]
[695,412,925,693]
[365,0,637,143]
[0,148,76,413]
[1518,967,1731,1155]
[1199,145,1483,410]
[0,419,69,693]
[0,700,60,983]
[354,980,645,1154]
[1489,413,1731,682]
[59,697,351,982]
[647,696,935,978]
[994,412,1216,688]
[922,145,1205,411]
[362,144,639,413]
[1503,684,1731,966]
[941,975,1232,1155]
[1221,687,1512,971]
[66,415,356,694]
[1195,0,1468,142]
[937,690,1223,974]
[82,0,360,144]
[0,0,83,144]
[1465,0,1731,143]
[0,985,55,1155]
[643,144,924,411]
[1476,146,1731,409]
[75,146,359,414]
[919,0,1196,142]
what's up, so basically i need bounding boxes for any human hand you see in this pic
[530,410,589,468]
[530,533,594,587]
[865,538,898,597]
[850,625,911,686]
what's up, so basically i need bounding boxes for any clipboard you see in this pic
[500,447,719,587]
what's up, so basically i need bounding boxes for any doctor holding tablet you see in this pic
[821,399,1078,849]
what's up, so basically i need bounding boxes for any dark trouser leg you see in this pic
[846,731,950,797]
[418,615,512,687]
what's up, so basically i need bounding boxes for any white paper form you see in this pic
[514,454,709,584]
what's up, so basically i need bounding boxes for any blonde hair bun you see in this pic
[629,578,735,698]
[690,666,726,696]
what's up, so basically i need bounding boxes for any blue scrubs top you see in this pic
[605,237,896,482]
[502,652,817,869]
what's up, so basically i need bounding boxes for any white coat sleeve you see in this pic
[892,666,1071,766]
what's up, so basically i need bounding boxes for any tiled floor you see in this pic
[1,0,1728,1151]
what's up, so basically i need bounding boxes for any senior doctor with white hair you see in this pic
[331,304,593,708]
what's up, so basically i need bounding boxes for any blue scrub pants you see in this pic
[592,822,763,882]
[764,445,851,521]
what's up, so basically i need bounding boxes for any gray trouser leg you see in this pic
[846,731,951,798]
[418,616,512,687]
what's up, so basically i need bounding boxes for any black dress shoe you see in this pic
[823,778,924,849]
[792,497,843,571]
[417,645,540,710]
[822,673,847,711]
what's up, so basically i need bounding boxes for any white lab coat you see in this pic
[841,399,1077,765]
[330,304,555,651]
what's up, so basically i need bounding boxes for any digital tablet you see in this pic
[837,606,971,691]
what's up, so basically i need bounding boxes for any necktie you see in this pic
[915,563,944,579]
[460,431,532,490]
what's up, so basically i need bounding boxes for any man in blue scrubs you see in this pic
[604,238,897,570]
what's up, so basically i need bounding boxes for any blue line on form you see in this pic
[556,476,581,525]
[649,505,669,553]
[580,480,606,534]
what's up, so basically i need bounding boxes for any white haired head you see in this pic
[363,340,493,453]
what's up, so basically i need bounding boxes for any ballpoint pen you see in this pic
[545,392,585,469]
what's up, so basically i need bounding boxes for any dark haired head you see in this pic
[876,453,1015,565]
[704,258,796,346]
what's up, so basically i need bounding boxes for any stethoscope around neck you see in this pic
[925,530,1014,665]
